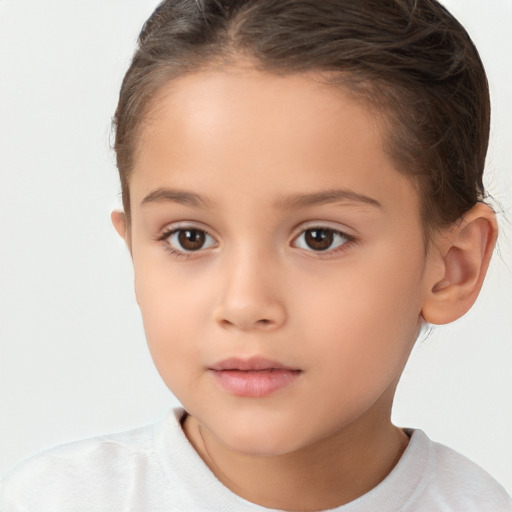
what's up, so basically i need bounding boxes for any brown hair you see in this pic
[113,0,490,240]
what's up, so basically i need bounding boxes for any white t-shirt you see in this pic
[1,408,511,511]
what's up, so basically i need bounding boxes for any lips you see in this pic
[209,357,302,397]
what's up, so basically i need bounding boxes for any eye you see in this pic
[166,228,217,253]
[293,227,350,252]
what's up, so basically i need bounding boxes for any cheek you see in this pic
[133,267,210,383]
[297,249,425,377]
[291,267,423,429]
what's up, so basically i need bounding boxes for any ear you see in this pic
[421,203,498,325]
[111,210,131,252]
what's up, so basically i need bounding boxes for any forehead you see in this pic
[131,67,420,218]
[138,67,380,158]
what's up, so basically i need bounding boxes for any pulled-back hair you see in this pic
[113,0,490,240]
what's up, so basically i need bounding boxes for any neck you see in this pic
[183,403,409,511]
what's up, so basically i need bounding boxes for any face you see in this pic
[122,67,433,456]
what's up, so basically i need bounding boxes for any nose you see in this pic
[213,249,287,331]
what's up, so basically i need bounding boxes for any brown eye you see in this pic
[178,229,205,251]
[294,227,349,252]
[304,229,333,251]
[166,228,216,253]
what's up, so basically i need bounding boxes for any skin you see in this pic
[112,66,497,511]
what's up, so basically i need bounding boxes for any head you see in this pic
[111,0,497,456]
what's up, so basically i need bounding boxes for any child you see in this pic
[1,0,511,510]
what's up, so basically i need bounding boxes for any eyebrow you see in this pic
[141,188,212,208]
[273,188,382,209]
[140,187,382,210]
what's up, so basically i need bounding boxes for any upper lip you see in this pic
[209,357,300,371]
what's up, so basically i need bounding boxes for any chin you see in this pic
[212,416,310,457]
[225,434,300,457]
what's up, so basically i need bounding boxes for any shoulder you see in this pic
[408,429,512,510]
[0,417,168,511]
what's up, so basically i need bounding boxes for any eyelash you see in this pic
[156,227,217,259]
[292,227,355,256]
[156,225,356,259]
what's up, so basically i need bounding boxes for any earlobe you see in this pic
[421,203,498,325]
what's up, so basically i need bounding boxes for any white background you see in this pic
[0,0,511,494]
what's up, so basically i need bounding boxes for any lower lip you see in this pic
[210,369,301,397]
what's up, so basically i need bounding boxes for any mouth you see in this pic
[208,357,302,398]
